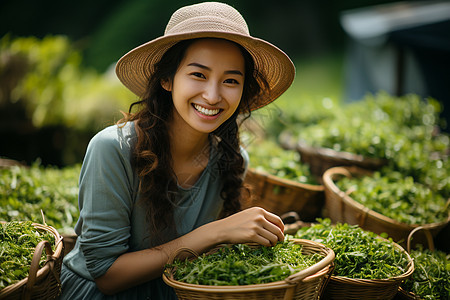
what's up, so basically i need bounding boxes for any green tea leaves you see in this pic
[294,219,410,279]
[0,221,55,289]
[168,241,322,286]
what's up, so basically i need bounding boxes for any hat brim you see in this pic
[115,31,295,111]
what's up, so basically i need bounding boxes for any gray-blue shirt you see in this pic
[60,122,248,299]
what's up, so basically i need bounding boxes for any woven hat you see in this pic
[115,1,295,111]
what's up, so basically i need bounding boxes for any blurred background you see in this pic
[1,0,449,167]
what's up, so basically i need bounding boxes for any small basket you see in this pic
[163,239,335,300]
[243,167,325,222]
[278,218,415,300]
[0,222,64,300]
[396,227,436,300]
[323,241,414,300]
[296,142,388,182]
[61,232,78,256]
[0,158,25,168]
[322,166,450,248]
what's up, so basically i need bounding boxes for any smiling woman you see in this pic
[58,2,295,299]
[165,39,245,134]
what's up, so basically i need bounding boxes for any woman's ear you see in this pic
[161,79,172,92]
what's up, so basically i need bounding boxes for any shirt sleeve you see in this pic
[76,126,136,279]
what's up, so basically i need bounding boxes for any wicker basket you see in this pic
[163,239,335,300]
[61,232,77,256]
[283,220,415,300]
[0,222,64,300]
[323,243,414,300]
[243,168,325,222]
[0,158,25,168]
[396,227,436,300]
[323,233,415,300]
[322,166,450,248]
[296,142,388,182]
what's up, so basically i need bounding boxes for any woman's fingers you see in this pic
[218,207,285,246]
[263,210,285,233]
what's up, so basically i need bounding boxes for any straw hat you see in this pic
[115,1,295,111]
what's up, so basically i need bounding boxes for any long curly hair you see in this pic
[118,38,269,245]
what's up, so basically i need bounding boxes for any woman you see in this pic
[60,2,295,299]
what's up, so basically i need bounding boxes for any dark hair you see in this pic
[118,38,268,245]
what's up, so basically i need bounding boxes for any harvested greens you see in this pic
[0,221,56,289]
[167,240,323,285]
[401,247,450,300]
[294,219,410,279]
[245,138,318,185]
[336,170,449,225]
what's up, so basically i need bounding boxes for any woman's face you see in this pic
[163,39,245,135]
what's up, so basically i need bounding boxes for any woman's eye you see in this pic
[224,78,239,84]
[191,72,205,79]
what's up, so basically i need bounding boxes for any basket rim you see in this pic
[163,238,334,293]
[247,167,324,190]
[296,142,389,165]
[322,166,450,229]
[0,222,64,296]
[398,286,420,299]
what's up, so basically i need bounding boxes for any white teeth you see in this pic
[194,104,220,116]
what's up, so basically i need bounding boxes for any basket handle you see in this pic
[284,246,335,284]
[407,226,434,253]
[23,240,55,300]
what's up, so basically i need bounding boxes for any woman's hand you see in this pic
[213,207,285,246]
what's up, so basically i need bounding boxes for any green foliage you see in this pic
[277,92,450,199]
[0,163,80,233]
[294,218,410,279]
[336,170,449,225]
[0,35,133,130]
[293,93,446,159]
[168,240,322,285]
[0,221,55,290]
[245,138,318,185]
[401,246,450,300]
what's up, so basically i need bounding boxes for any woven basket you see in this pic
[296,142,388,182]
[0,222,64,300]
[323,243,413,300]
[163,239,335,300]
[323,234,414,300]
[0,158,25,168]
[243,168,325,222]
[283,220,415,300]
[61,232,77,256]
[396,227,436,300]
[322,166,450,248]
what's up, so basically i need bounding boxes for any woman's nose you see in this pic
[203,82,221,104]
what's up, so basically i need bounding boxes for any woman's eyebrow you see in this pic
[187,62,243,76]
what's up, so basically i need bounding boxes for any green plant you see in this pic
[294,219,410,279]
[168,240,322,285]
[0,162,80,233]
[0,221,55,289]
[401,246,450,300]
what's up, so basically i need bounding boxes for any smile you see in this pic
[193,104,221,116]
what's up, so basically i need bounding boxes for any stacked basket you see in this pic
[296,142,388,182]
[243,168,325,222]
[322,241,414,300]
[321,166,450,248]
[163,239,335,300]
[0,222,64,300]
